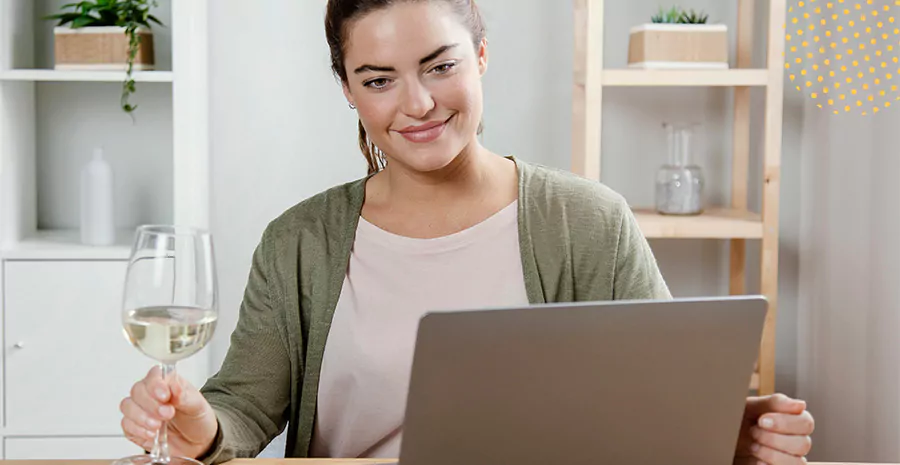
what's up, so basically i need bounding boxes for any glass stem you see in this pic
[151,363,176,464]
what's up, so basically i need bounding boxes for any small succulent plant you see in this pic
[651,6,680,23]
[651,6,710,24]
[679,8,710,24]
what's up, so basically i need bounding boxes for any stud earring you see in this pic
[349,102,356,109]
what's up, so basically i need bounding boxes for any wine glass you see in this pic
[117,225,218,465]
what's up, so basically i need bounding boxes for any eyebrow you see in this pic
[353,43,460,75]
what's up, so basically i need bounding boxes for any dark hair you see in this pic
[325,0,487,174]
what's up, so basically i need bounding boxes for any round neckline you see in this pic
[356,200,519,255]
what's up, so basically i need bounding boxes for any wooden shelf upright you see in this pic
[572,0,787,395]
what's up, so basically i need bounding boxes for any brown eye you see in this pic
[364,78,391,89]
[431,62,457,74]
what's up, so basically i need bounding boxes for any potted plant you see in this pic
[46,0,164,114]
[628,6,728,69]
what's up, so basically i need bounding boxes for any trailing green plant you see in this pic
[651,6,709,24]
[46,0,164,116]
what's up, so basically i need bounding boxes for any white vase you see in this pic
[80,148,115,246]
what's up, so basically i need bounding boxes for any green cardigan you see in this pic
[199,157,671,463]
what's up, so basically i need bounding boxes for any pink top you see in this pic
[309,201,529,458]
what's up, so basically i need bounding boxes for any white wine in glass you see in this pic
[124,306,217,364]
[118,225,218,465]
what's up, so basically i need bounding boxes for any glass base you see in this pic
[656,209,704,216]
[113,455,203,465]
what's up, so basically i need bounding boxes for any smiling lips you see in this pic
[396,115,453,143]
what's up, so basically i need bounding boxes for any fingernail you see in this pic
[155,389,167,401]
[158,405,173,417]
[145,429,156,438]
[146,418,160,428]
[760,417,774,428]
[758,461,767,465]
[751,443,761,452]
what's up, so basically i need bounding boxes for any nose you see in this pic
[400,79,435,119]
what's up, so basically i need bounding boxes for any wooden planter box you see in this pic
[628,24,728,69]
[53,26,155,71]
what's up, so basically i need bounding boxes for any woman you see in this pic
[119,0,815,463]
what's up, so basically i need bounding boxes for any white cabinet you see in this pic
[5,436,143,459]
[4,261,149,432]
[3,260,211,437]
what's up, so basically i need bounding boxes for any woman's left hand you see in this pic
[734,394,815,465]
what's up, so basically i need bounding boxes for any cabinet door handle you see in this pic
[13,341,25,349]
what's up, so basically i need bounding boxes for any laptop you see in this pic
[395,296,767,465]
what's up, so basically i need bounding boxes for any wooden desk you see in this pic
[0,460,890,465]
[0,462,393,465]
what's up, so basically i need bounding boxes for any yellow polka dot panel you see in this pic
[786,0,900,115]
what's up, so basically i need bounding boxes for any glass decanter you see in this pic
[655,123,705,216]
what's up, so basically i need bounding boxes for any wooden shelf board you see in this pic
[634,208,763,239]
[1,229,134,260]
[602,69,769,87]
[0,69,174,83]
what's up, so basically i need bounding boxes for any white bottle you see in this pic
[80,148,115,246]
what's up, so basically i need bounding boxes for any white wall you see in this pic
[795,81,900,463]
[36,82,174,229]
[207,0,807,451]
[208,0,363,367]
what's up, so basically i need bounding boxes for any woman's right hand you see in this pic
[120,365,219,458]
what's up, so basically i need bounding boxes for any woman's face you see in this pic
[342,1,488,174]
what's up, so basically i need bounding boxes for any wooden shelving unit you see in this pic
[634,208,763,240]
[573,0,786,395]
[601,69,770,87]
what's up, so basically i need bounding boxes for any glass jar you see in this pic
[655,123,705,215]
